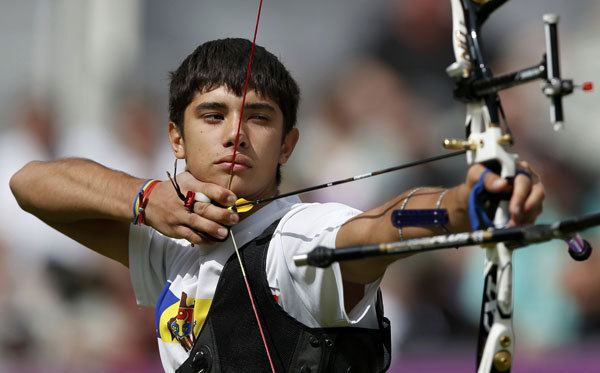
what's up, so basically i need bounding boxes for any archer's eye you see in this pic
[248,114,270,124]
[204,113,224,124]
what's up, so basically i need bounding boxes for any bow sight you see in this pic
[445,8,592,132]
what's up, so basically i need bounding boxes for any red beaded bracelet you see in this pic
[132,179,161,225]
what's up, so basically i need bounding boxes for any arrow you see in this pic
[228,150,467,213]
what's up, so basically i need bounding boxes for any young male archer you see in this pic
[10,38,544,372]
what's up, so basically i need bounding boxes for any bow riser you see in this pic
[464,103,517,179]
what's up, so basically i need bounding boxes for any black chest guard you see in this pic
[177,220,391,373]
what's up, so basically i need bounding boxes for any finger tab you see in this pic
[194,192,211,203]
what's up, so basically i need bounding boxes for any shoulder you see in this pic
[265,202,380,327]
[277,201,362,237]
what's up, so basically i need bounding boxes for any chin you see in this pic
[229,180,277,201]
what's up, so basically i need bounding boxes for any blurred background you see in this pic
[1,0,599,371]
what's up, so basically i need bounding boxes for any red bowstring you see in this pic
[227,0,264,190]
[242,267,276,372]
[227,1,276,372]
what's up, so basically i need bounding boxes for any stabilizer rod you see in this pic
[293,212,599,268]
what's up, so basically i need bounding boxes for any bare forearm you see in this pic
[337,162,544,284]
[10,158,142,223]
[337,185,468,284]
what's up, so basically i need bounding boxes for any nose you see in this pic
[223,115,248,149]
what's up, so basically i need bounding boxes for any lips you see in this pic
[215,154,253,172]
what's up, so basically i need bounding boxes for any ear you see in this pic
[279,128,299,165]
[168,122,186,159]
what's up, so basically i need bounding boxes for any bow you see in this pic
[292,1,596,372]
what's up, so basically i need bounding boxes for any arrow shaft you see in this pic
[236,150,466,210]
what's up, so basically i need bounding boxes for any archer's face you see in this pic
[169,86,298,199]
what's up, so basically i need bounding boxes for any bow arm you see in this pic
[294,1,594,372]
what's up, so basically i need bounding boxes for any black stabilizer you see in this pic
[305,244,383,268]
[306,246,335,268]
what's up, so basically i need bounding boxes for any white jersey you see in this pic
[128,196,382,373]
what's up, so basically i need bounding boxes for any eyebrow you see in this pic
[193,101,276,114]
[194,102,227,112]
[244,103,276,113]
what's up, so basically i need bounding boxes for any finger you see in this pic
[522,182,545,223]
[507,203,542,227]
[467,164,488,187]
[522,205,543,225]
[509,172,533,224]
[482,170,510,193]
[186,213,230,241]
[467,163,509,192]
[516,160,532,174]
[193,200,239,226]
[176,226,207,246]
[196,183,237,207]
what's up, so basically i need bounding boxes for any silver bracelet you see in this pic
[398,187,424,241]
[435,189,450,233]
[435,188,448,209]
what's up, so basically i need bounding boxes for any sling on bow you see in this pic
[294,1,594,372]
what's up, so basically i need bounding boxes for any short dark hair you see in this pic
[169,38,300,137]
